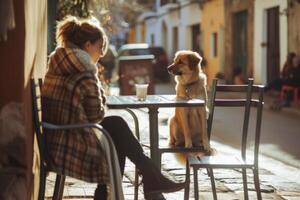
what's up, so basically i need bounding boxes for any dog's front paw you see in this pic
[169,139,175,147]
[184,142,193,148]
[204,147,217,156]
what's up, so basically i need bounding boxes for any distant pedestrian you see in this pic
[265,52,298,92]
[215,72,226,84]
[266,52,300,107]
[233,67,245,84]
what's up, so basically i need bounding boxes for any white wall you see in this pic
[254,0,288,84]
[135,23,143,43]
[178,2,201,51]
[144,1,202,60]
[145,17,159,45]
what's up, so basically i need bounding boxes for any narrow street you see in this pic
[211,103,300,169]
[155,82,300,169]
[44,83,300,199]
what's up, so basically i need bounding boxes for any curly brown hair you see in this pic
[56,16,108,54]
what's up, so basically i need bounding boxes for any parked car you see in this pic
[149,46,170,82]
[118,43,151,57]
[117,43,170,82]
[98,44,117,81]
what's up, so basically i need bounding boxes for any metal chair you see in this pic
[185,78,264,200]
[122,108,141,200]
[31,78,124,200]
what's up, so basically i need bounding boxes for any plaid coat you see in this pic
[42,45,109,183]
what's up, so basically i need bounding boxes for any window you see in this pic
[210,32,218,57]
[151,34,155,46]
[172,27,178,55]
[191,24,201,53]
[161,0,177,7]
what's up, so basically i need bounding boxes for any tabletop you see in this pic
[106,95,205,109]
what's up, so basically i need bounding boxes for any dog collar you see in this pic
[185,80,199,88]
[184,80,199,99]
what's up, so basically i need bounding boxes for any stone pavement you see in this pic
[44,82,300,199]
[45,106,300,200]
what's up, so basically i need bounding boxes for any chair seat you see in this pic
[188,153,253,169]
[159,145,205,153]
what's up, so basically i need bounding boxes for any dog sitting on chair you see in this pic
[167,50,210,150]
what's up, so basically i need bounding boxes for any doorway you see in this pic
[266,6,280,83]
[172,27,178,55]
[233,10,248,79]
[162,21,168,52]
[191,24,201,53]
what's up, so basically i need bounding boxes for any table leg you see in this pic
[148,107,161,169]
[149,107,168,199]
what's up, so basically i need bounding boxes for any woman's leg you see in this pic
[94,184,107,200]
[100,116,146,168]
[94,116,144,200]
[94,116,132,200]
[265,78,284,91]
[99,116,185,199]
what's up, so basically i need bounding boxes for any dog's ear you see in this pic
[188,53,202,69]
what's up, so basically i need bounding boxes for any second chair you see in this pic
[185,79,264,200]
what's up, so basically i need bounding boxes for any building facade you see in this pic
[129,0,299,85]
[200,0,225,84]
[0,0,47,199]
[254,0,288,84]
[223,0,254,82]
[134,0,202,61]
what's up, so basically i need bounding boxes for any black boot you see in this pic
[138,158,186,199]
[94,184,107,200]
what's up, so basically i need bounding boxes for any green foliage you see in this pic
[57,0,91,19]
[56,0,153,33]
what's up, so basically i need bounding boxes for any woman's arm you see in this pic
[81,75,105,123]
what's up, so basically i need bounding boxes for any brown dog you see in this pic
[167,50,210,150]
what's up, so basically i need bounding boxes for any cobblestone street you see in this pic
[45,105,300,200]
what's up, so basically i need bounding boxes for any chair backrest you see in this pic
[208,78,264,165]
[31,78,125,199]
[31,78,46,167]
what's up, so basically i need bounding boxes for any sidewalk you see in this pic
[263,91,300,117]
[45,108,300,200]
[45,83,300,200]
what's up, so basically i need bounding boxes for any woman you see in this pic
[233,67,245,84]
[265,53,300,106]
[264,52,297,92]
[42,16,184,200]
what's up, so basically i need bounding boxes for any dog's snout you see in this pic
[168,63,182,75]
[167,63,175,72]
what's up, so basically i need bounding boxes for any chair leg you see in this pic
[242,169,249,200]
[193,167,199,200]
[134,167,139,200]
[52,174,65,200]
[253,168,262,200]
[184,159,190,200]
[38,167,47,200]
[294,88,299,105]
[158,152,162,171]
[206,168,211,177]
[280,88,286,102]
[208,168,217,200]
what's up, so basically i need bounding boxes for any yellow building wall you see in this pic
[141,23,145,43]
[0,0,47,199]
[201,0,225,85]
[127,26,136,43]
[128,23,145,44]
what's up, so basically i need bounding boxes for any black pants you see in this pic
[265,78,300,92]
[95,116,146,198]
